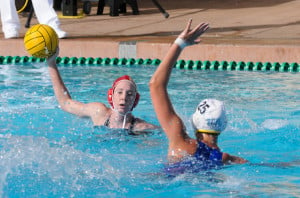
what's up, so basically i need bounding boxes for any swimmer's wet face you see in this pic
[112,80,137,114]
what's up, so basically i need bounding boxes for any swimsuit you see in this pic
[164,141,224,175]
[103,115,137,132]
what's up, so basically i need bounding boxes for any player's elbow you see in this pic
[149,77,159,92]
[58,99,73,112]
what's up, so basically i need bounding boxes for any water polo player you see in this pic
[47,49,158,132]
[149,19,247,175]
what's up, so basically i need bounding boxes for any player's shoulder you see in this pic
[86,102,109,112]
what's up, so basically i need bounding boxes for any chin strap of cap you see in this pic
[195,129,221,134]
[111,107,132,129]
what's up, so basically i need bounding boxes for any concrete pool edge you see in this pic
[0,39,299,63]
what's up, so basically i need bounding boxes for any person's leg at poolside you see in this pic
[31,0,67,38]
[0,0,20,39]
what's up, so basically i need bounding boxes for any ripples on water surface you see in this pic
[0,63,299,197]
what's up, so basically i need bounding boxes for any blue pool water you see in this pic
[0,62,299,197]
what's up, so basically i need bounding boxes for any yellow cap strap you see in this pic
[196,129,220,134]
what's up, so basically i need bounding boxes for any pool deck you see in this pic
[0,0,300,63]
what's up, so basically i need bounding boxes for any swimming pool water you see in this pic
[0,62,299,197]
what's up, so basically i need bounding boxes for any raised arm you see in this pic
[149,20,209,143]
[47,49,106,118]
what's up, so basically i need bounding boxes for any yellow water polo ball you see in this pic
[24,24,58,58]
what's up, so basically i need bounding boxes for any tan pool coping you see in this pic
[1,0,299,63]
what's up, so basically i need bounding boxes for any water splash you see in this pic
[261,119,289,130]
[0,135,126,197]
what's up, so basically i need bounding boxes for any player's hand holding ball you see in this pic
[24,24,58,58]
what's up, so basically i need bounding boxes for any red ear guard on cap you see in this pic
[107,75,140,110]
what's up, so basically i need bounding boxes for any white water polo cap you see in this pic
[192,99,227,134]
